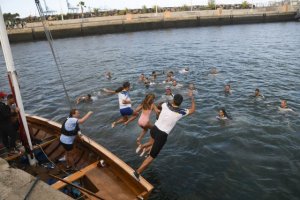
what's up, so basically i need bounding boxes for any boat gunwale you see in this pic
[26,114,154,198]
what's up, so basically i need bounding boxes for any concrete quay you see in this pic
[0,158,72,200]
[7,5,299,43]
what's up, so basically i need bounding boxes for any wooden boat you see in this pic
[5,114,153,199]
[0,6,153,200]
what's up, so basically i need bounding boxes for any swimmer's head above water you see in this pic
[281,100,287,108]
[172,80,177,86]
[165,87,172,96]
[224,84,231,93]
[188,83,195,90]
[218,108,231,120]
[210,67,218,74]
[255,88,261,97]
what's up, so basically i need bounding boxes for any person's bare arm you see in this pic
[102,88,116,94]
[187,91,196,115]
[153,104,161,115]
[78,111,93,124]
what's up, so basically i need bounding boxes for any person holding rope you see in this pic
[133,91,195,181]
[60,109,93,169]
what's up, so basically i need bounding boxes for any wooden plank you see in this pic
[80,136,153,193]
[44,139,60,155]
[51,161,99,190]
[50,174,104,200]
[85,167,137,200]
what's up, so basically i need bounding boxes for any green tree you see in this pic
[3,13,20,21]
[125,7,129,14]
[93,8,99,16]
[142,5,147,13]
[181,4,189,11]
[208,0,216,9]
[77,1,86,18]
[241,1,249,9]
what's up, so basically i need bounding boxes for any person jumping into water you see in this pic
[124,93,160,156]
[132,91,195,181]
[106,82,136,128]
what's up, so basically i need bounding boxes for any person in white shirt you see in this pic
[108,82,136,128]
[132,92,196,181]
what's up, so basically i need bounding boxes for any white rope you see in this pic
[34,0,72,109]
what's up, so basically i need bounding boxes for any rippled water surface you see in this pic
[1,22,300,200]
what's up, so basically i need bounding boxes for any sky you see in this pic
[1,0,273,18]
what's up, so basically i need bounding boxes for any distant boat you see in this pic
[0,6,153,200]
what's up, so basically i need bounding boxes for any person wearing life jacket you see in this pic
[60,109,93,169]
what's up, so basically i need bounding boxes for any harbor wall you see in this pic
[7,6,299,43]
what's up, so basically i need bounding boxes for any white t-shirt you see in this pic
[155,103,189,134]
[60,118,78,145]
[118,91,131,109]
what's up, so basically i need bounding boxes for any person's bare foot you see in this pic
[111,122,116,128]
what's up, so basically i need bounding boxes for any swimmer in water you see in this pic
[210,67,218,75]
[279,100,294,112]
[188,83,198,95]
[224,84,231,94]
[254,88,264,98]
[179,67,189,74]
[164,76,173,84]
[76,94,93,104]
[151,71,157,82]
[144,77,150,89]
[139,74,146,82]
[105,71,112,80]
[167,71,174,78]
[171,80,183,89]
[162,87,174,103]
[216,108,231,120]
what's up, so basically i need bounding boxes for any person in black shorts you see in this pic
[132,92,196,181]
[60,109,92,169]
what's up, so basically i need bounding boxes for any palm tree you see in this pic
[241,1,249,9]
[77,1,86,18]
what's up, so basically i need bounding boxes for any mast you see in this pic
[0,7,34,151]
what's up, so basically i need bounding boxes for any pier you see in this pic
[7,5,299,43]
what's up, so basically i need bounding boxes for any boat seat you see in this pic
[84,166,137,200]
[43,139,61,155]
[48,144,65,161]
[51,161,99,190]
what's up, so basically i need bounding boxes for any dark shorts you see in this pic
[60,141,74,151]
[120,107,133,116]
[149,126,168,158]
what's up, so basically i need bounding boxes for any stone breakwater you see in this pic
[7,6,299,43]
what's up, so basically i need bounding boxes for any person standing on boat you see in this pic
[60,109,93,169]
[133,92,196,181]
[0,92,18,151]
[6,94,20,139]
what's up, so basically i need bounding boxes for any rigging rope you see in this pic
[34,0,72,109]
